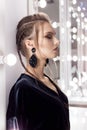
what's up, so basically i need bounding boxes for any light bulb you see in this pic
[76,18,80,23]
[72,0,77,5]
[38,0,47,8]
[52,22,58,28]
[82,41,85,45]
[73,77,78,83]
[5,53,17,66]
[77,6,81,12]
[83,7,86,11]
[84,18,87,22]
[72,27,77,33]
[72,55,78,62]
[81,12,84,18]
[69,7,74,12]
[66,21,71,28]
[72,12,78,18]
[72,34,77,40]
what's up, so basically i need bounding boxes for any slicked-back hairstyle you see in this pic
[16,12,50,73]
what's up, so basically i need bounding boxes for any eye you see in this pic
[45,34,53,39]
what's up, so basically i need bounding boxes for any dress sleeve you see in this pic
[6,81,34,130]
[6,86,16,119]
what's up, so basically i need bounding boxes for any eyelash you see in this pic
[45,34,53,39]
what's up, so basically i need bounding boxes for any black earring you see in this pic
[45,58,49,66]
[29,48,37,68]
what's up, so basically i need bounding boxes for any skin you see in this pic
[37,22,59,59]
[25,22,60,92]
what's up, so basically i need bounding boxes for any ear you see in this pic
[25,39,34,49]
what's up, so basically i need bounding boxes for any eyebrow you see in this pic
[45,31,56,35]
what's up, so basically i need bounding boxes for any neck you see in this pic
[26,59,46,80]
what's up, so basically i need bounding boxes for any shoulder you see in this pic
[8,74,35,101]
[13,74,35,91]
[7,74,36,106]
[7,74,34,119]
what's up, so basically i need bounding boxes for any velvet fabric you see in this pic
[6,73,70,130]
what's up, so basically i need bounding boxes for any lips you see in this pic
[53,47,58,51]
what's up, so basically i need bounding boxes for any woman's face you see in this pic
[36,22,59,59]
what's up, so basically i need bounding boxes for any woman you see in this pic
[6,12,70,130]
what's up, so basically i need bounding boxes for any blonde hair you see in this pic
[16,12,50,72]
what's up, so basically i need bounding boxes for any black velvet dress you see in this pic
[6,73,70,130]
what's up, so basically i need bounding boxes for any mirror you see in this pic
[33,0,87,104]
[30,0,87,130]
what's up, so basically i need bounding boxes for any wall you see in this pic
[70,107,87,130]
[5,0,27,107]
[0,0,27,129]
[0,0,5,129]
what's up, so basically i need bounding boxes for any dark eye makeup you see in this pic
[44,30,56,40]
[45,33,53,39]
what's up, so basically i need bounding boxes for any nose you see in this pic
[54,37,60,46]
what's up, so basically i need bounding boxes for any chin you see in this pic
[50,54,58,59]
[53,52,58,57]
[47,51,58,59]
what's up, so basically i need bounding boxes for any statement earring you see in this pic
[45,58,49,66]
[29,48,37,68]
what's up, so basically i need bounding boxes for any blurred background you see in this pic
[0,0,87,129]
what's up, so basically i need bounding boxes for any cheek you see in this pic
[39,41,52,53]
[38,43,53,59]
[40,39,53,50]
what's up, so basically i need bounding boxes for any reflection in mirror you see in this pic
[38,0,60,84]
[37,0,87,102]
[68,0,87,99]
[32,0,87,130]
